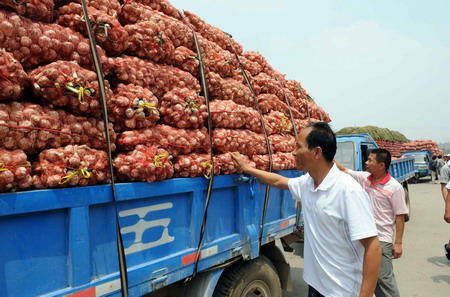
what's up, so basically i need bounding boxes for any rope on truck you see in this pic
[179,10,216,281]
[274,78,303,232]
[80,0,129,295]
[225,34,274,252]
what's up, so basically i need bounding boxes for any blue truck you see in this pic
[0,170,304,297]
[335,133,415,220]
[400,151,433,183]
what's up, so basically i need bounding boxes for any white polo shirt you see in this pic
[288,164,378,297]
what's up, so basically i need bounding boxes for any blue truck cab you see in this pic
[335,133,415,220]
[400,151,432,183]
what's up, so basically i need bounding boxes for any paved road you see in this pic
[282,178,450,297]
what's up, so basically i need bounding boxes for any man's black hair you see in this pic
[369,148,391,171]
[306,122,336,162]
[432,155,437,160]
[438,155,442,158]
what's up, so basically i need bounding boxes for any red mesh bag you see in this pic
[55,0,120,17]
[29,60,113,118]
[232,55,261,76]
[132,0,181,20]
[207,72,253,107]
[252,72,283,98]
[56,3,129,56]
[262,111,293,135]
[182,10,243,54]
[0,49,28,101]
[0,0,54,22]
[125,21,175,63]
[401,140,442,155]
[167,46,199,77]
[120,2,193,49]
[210,100,259,130]
[111,56,200,98]
[257,94,303,120]
[159,88,207,129]
[294,119,308,133]
[214,153,256,175]
[281,88,307,117]
[0,10,112,72]
[269,134,295,153]
[212,128,268,157]
[0,101,116,154]
[113,144,173,183]
[198,35,234,78]
[283,79,303,98]
[173,153,218,178]
[251,153,296,171]
[118,125,210,157]
[109,84,159,132]
[32,144,110,188]
[242,51,273,74]
[0,148,32,192]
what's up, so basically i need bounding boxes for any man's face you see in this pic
[365,153,383,174]
[292,127,318,171]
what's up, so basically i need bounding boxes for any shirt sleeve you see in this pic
[347,170,370,186]
[390,184,409,215]
[446,181,450,190]
[288,176,306,202]
[343,187,378,241]
[440,166,450,184]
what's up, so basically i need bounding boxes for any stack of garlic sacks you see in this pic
[0,0,331,192]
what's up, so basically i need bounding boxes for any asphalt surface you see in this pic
[282,177,450,297]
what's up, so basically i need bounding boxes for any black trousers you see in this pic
[308,286,325,297]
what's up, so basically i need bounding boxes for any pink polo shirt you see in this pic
[348,170,408,243]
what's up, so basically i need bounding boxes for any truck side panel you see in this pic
[0,171,301,297]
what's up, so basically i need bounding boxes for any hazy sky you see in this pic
[170,0,450,142]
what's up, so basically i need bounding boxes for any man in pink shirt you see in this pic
[336,148,408,297]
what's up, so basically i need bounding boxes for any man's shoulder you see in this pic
[288,173,310,186]
[334,170,367,191]
[386,177,404,192]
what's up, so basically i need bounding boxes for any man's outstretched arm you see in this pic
[230,152,290,190]
[334,159,349,173]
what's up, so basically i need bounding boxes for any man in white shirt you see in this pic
[440,155,450,201]
[336,149,408,297]
[230,122,381,297]
[444,180,450,261]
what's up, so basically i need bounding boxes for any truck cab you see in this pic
[335,133,415,221]
[401,151,432,183]
[335,133,378,171]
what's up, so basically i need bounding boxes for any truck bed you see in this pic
[0,170,301,297]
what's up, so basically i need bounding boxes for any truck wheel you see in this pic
[212,255,282,297]
[404,189,411,222]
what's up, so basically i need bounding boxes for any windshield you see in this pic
[335,141,355,170]
[407,154,427,164]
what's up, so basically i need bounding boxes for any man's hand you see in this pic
[392,243,403,259]
[230,152,251,173]
[230,152,290,190]
[445,191,450,223]
[444,211,450,224]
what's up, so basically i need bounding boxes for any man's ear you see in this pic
[314,146,323,159]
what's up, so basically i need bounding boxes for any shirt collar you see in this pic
[307,163,340,192]
[367,172,391,185]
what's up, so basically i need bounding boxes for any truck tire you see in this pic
[404,188,411,222]
[410,173,419,184]
[212,255,282,297]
